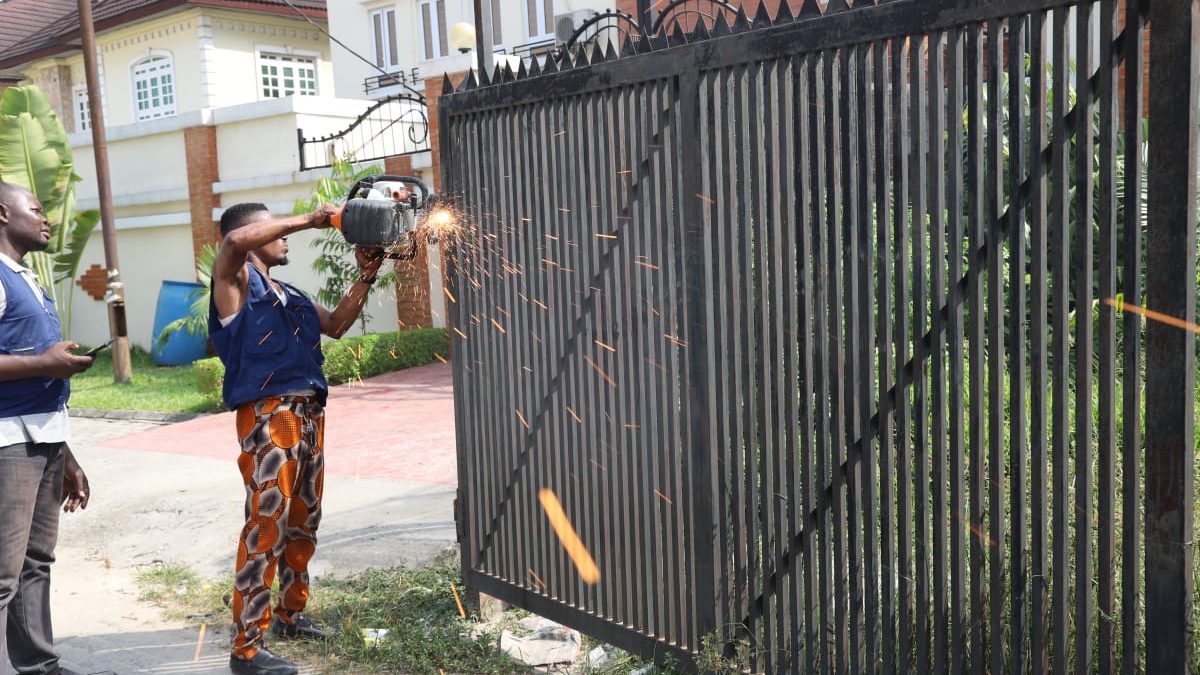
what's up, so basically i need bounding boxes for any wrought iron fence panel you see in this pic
[441,0,1197,671]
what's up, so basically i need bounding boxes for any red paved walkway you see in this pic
[101,363,458,486]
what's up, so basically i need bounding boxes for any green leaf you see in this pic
[0,86,79,243]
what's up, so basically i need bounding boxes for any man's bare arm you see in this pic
[317,246,385,338]
[211,206,337,319]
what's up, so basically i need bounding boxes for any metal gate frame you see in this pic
[441,0,1200,671]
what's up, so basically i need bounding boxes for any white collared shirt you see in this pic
[0,252,70,446]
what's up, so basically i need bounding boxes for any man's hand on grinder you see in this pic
[39,342,94,378]
[355,246,385,279]
[309,204,339,228]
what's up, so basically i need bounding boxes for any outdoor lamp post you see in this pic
[450,22,476,54]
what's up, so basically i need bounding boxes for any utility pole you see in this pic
[77,0,132,383]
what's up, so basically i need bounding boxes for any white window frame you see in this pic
[255,47,321,99]
[369,7,400,69]
[417,0,449,61]
[526,0,554,39]
[72,85,90,133]
[130,51,176,121]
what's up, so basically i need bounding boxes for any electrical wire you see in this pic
[275,0,427,99]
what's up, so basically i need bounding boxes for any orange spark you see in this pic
[433,352,448,364]
[664,334,688,347]
[451,583,467,620]
[594,339,617,353]
[260,372,274,390]
[583,355,617,388]
[694,193,716,205]
[565,406,582,423]
[654,490,673,505]
[257,331,274,346]
[453,327,469,340]
[538,489,600,585]
[533,299,549,310]
[529,568,547,589]
[490,318,507,334]
[634,260,660,271]
[1104,296,1200,334]
[515,409,531,429]
[595,233,618,240]
[545,234,559,241]
[644,357,666,372]
[496,305,511,318]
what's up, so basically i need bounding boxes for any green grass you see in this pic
[135,563,231,622]
[69,347,222,414]
[133,552,681,675]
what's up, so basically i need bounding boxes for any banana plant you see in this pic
[0,85,100,334]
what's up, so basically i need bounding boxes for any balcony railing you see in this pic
[363,67,423,95]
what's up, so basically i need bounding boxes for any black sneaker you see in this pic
[229,647,299,675]
[270,614,339,641]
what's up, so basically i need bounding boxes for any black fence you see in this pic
[442,0,1200,671]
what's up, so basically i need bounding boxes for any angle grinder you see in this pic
[330,174,438,260]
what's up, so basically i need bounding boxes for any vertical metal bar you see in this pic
[892,38,913,675]
[873,39,896,675]
[679,67,720,656]
[826,44,850,675]
[857,41,879,675]
[985,19,1005,675]
[1028,10,1050,674]
[749,59,775,673]
[766,58,791,672]
[1007,14,1029,675]
[1145,0,1199,669]
[908,35,930,674]
[798,52,821,675]
[812,50,835,675]
[730,64,752,653]
[1049,9,1071,673]
[1096,0,1118,671]
[1073,2,1096,669]
[945,26,968,675]
[927,30,949,675]
[841,44,864,675]
[1119,2,1144,673]
[966,25,987,675]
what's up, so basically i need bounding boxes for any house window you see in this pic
[527,0,553,38]
[260,53,318,98]
[371,8,399,69]
[419,0,448,60]
[73,85,90,132]
[131,54,176,121]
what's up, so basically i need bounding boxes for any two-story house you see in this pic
[0,0,403,350]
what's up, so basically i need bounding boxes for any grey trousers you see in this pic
[0,442,64,675]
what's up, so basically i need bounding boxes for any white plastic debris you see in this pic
[500,617,582,667]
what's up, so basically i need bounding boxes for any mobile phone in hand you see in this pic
[83,340,112,357]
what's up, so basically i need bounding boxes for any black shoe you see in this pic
[270,614,339,640]
[229,647,299,675]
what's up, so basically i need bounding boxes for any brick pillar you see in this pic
[384,154,413,175]
[33,65,74,132]
[383,152,433,329]
[183,125,220,268]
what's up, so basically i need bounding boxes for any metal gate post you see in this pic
[1145,0,1200,670]
[678,67,721,655]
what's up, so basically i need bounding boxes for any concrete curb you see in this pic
[69,408,212,424]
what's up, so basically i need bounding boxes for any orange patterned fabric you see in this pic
[230,395,325,660]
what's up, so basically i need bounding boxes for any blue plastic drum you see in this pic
[151,280,207,366]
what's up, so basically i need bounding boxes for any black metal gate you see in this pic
[441,0,1200,671]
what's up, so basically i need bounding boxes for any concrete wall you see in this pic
[204,9,335,108]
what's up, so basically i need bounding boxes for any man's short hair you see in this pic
[0,180,26,206]
[220,202,269,237]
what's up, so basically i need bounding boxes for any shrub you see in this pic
[194,328,448,405]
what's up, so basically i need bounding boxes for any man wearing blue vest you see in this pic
[210,202,383,675]
[0,181,95,675]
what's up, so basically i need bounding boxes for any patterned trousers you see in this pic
[231,395,325,659]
